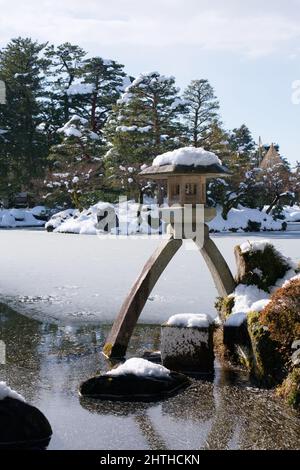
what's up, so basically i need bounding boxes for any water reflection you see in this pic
[0,303,299,450]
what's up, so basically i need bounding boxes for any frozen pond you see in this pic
[0,303,299,450]
[0,230,299,324]
[0,230,299,450]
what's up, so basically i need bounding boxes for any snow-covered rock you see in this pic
[45,208,79,232]
[106,358,170,378]
[0,382,25,402]
[0,208,46,228]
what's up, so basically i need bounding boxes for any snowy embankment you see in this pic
[0,206,48,228]
[1,201,300,233]
[46,200,163,235]
[226,240,300,326]
[45,202,300,235]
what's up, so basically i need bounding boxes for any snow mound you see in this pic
[282,205,300,222]
[225,311,247,327]
[0,208,46,228]
[208,206,283,232]
[231,284,270,315]
[106,358,170,378]
[0,382,25,402]
[166,313,212,328]
[153,147,222,167]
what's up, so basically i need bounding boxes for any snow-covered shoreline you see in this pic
[1,202,300,234]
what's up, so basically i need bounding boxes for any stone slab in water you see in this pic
[0,397,52,449]
[161,324,214,373]
[79,372,190,402]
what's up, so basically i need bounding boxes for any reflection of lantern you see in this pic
[140,147,231,222]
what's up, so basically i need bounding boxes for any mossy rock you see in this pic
[215,295,235,321]
[234,243,291,292]
[260,279,300,364]
[0,398,52,449]
[277,368,300,410]
[247,311,285,387]
[79,372,190,402]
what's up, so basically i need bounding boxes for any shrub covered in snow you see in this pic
[209,206,284,233]
[0,207,47,228]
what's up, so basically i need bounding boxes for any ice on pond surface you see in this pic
[0,302,299,450]
[0,230,299,325]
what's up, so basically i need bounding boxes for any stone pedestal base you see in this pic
[161,322,214,373]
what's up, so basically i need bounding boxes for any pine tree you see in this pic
[43,43,87,127]
[183,79,220,147]
[43,115,105,208]
[105,71,187,201]
[42,55,127,207]
[79,57,127,138]
[0,37,48,201]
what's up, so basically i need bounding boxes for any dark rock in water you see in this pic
[223,315,250,350]
[79,372,190,402]
[0,397,52,449]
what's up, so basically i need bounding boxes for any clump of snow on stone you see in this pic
[231,284,270,315]
[106,358,170,378]
[153,147,222,167]
[166,313,212,328]
[240,240,271,254]
[225,311,247,327]
[0,382,25,402]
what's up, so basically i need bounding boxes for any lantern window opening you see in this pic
[185,183,197,196]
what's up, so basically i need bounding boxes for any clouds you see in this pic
[0,0,300,58]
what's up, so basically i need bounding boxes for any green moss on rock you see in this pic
[260,279,300,364]
[215,295,235,321]
[235,243,291,292]
[247,311,285,387]
[277,368,300,410]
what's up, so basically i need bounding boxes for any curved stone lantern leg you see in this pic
[194,225,236,298]
[103,225,235,359]
[103,236,183,358]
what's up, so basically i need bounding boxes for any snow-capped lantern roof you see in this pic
[139,147,230,208]
[139,147,230,179]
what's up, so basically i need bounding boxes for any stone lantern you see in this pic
[139,147,230,225]
[103,147,235,359]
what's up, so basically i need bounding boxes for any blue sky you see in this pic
[1,0,300,164]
